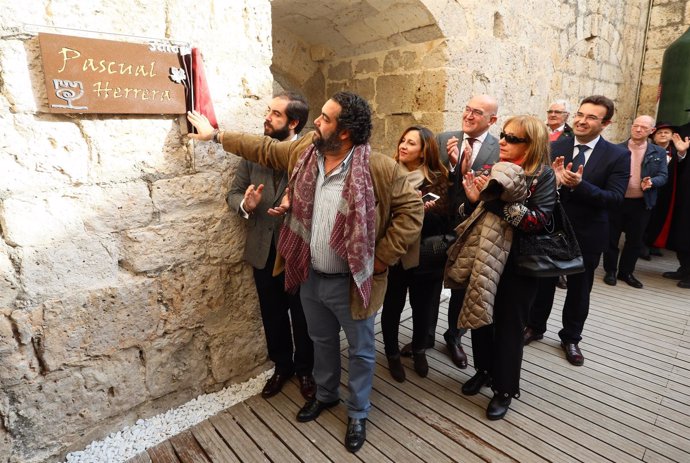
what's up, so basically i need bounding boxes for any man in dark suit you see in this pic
[603,115,667,289]
[524,95,631,366]
[226,92,315,400]
[402,95,499,369]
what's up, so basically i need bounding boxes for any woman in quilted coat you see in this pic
[381,126,452,382]
[460,115,557,419]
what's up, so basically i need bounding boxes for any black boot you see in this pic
[486,392,512,420]
[461,371,491,395]
[412,351,428,378]
[387,354,406,382]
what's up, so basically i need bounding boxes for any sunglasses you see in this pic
[547,110,567,114]
[500,132,528,144]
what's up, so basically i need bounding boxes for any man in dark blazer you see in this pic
[226,92,315,400]
[402,94,499,369]
[603,115,667,289]
[524,95,631,366]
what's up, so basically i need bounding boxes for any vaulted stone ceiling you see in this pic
[270,0,443,58]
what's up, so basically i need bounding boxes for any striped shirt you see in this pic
[310,147,355,273]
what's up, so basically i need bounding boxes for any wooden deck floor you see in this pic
[130,253,690,463]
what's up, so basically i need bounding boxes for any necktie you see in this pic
[461,138,476,175]
[572,144,588,171]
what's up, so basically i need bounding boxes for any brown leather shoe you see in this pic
[262,372,293,398]
[523,327,543,346]
[297,374,316,401]
[561,342,584,366]
[556,275,568,289]
[446,341,467,369]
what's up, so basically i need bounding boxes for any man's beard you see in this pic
[264,123,291,141]
[314,129,343,153]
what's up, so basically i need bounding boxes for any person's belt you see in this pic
[312,269,351,278]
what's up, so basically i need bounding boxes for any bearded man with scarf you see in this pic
[187,91,423,453]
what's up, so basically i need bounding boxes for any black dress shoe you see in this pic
[523,327,543,346]
[561,342,584,366]
[486,393,512,420]
[603,271,617,286]
[400,342,413,357]
[261,372,293,398]
[296,399,340,422]
[387,355,406,383]
[461,371,491,395]
[446,341,468,369]
[344,418,366,453]
[663,270,689,280]
[412,351,429,378]
[297,374,316,401]
[618,273,643,288]
[678,278,690,289]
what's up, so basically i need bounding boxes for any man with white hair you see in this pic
[602,115,668,288]
[546,100,574,142]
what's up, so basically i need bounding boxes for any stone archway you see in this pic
[269,0,449,153]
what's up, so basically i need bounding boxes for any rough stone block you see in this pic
[355,57,380,75]
[3,348,146,463]
[1,193,84,247]
[383,49,418,73]
[144,330,209,399]
[0,313,40,388]
[152,172,226,221]
[326,78,375,104]
[78,181,155,233]
[119,220,207,273]
[327,61,353,81]
[19,236,119,300]
[375,74,420,114]
[0,243,19,310]
[39,277,161,370]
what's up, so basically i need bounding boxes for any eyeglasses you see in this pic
[463,106,485,117]
[500,132,528,144]
[574,112,604,122]
[547,110,567,114]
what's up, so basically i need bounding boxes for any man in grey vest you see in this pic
[227,92,315,401]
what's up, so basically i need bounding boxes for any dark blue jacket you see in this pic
[617,140,668,209]
[551,136,630,254]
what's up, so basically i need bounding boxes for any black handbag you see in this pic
[415,233,456,278]
[515,200,584,277]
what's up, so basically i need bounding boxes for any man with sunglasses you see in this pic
[546,100,574,142]
[400,95,500,370]
[524,95,630,366]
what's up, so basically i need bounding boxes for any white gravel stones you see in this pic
[64,370,271,463]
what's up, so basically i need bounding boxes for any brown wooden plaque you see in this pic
[38,33,187,114]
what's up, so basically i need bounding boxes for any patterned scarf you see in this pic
[277,143,376,307]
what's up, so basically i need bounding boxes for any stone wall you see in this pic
[638,0,690,119]
[0,1,274,462]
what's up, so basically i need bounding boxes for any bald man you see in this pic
[603,115,668,288]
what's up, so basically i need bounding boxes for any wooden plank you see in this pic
[126,452,153,463]
[228,401,300,463]
[190,420,240,463]
[147,440,180,463]
[169,430,211,463]
[246,395,331,462]
[279,382,361,462]
[209,410,269,463]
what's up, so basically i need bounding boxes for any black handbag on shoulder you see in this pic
[415,233,456,278]
[515,199,584,277]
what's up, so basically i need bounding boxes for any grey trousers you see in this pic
[300,268,376,419]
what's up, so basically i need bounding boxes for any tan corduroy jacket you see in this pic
[220,130,424,319]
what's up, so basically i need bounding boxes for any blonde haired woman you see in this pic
[461,115,556,420]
